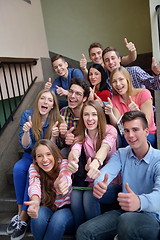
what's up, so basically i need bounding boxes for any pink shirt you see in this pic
[28,159,72,208]
[112,89,156,134]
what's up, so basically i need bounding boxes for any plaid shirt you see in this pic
[106,66,160,90]
[60,106,80,130]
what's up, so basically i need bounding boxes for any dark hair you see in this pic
[88,64,109,91]
[88,42,103,55]
[32,139,64,211]
[122,111,148,129]
[69,78,90,98]
[51,54,66,63]
[102,46,120,60]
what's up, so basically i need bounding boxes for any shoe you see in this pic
[11,220,28,240]
[7,215,20,235]
[114,234,118,240]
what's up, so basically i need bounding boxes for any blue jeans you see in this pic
[76,209,160,240]
[30,206,73,240]
[71,184,121,230]
[13,152,32,211]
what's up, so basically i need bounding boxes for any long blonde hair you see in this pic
[74,100,107,151]
[32,89,61,141]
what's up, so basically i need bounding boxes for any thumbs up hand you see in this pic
[86,157,101,180]
[23,116,32,132]
[104,97,113,115]
[65,127,75,145]
[80,53,87,71]
[124,38,136,52]
[151,57,160,75]
[93,173,108,199]
[45,78,52,90]
[68,151,79,173]
[24,196,40,218]
[59,116,68,137]
[51,121,59,138]
[54,173,70,195]
[128,96,139,111]
[117,183,140,211]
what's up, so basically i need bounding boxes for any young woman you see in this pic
[7,89,61,240]
[24,139,73,240]
[68,100,120,230]
[88,64,111,106]
[105,66,157,147]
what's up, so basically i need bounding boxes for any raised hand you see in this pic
[117,183,140,211]
[23,116,32,132]
[65,126,75,145]
[151,57,160,75]
[68,151,79,173]
[51,121,59,138]
[24,199,40,218]
[80,53,87,71]
[124,38,136,53]
[94,93,103,107]
[56,86,68,96]
[104,97,113,115]
[85,157,101,179]
[59,116,67,137]
[54,173,69,195]
[128,96,139,111]
[44,78,52,90]
[93,173,108,199]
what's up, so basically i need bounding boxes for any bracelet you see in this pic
[94,157,103,166]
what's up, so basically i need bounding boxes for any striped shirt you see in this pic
[28,159,72,208]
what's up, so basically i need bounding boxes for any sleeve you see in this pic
[28,164,41,199]
[102,125,117,149]
[71,142,82,156]
[51,77,61,93]
[136,89,152,107]
[139,162,160,212]
[59,159,72,187]
[134,66,160,90]
[73,68,84,79]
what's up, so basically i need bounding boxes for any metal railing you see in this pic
[0,59,37,134]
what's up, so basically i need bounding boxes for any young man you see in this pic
[76,110,160,240]
[102,46,160,90]
[45,54,84,108]
[80,39,137,79]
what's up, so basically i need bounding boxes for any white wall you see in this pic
[41,0,152,61]
[0,0,49,58]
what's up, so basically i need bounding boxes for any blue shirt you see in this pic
[51,68,84,93]
[95,144,160,222]
[19,110,49,153]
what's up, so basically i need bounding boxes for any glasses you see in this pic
[68,89,83,97]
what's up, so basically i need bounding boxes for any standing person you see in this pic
[77,110,160,240]
[104,66,157,147]
[88,64,111,106]
[7,89,61,240]
[67,100,119,230]
[45,54,84,109]
[80,39,137,79]
[102,46,160,90]
[24,139,73,240]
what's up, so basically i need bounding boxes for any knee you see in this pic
[76,223,90,240]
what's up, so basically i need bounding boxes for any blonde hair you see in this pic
[74,100,107,151]
[32,89,61,141]
[110,66,133,96]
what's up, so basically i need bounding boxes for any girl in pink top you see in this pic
[105,66,157,147]
[24,139,73,240]
[68,100,120,230]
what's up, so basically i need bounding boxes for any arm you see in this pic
[28,164,41,199]
[104,98,121,127]
[79,54,88,80]
[121,38,137,66]
[19,112,33,149]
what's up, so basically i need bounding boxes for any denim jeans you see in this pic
[13,152,32,211]
[71,184,121,230]
[30,206,73,240]
[76,209,160,240]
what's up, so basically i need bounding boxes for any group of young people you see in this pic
[6,39,160,240]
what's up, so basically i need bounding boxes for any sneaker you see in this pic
[114,234,118,240]
[7,215,20,235]
[11,220,28,240]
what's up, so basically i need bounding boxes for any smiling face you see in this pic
[83,105,98,132]
[68,84,86,110]
[89,47,103,65]
[111,71,128,96]
[123,119,149,151]
[52,58,68,78]
[38,92,54,117]
[88,67,102,87]
[35,144,55,173]
[103,51,121,72]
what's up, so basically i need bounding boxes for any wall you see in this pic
[41,0,152,61]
